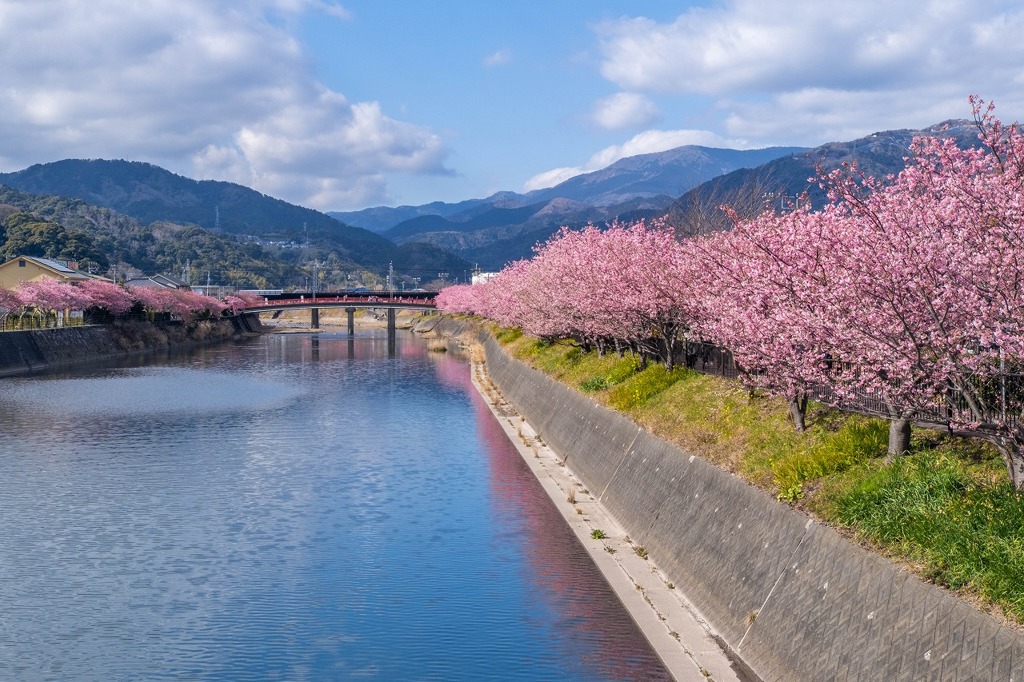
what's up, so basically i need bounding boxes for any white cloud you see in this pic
[593,1,1024,146]
[523,167,583,192]
[592,92,660,130]
[484,49,511,68]
[262,0,352,20]
[523,128,746,191]
[195,93,451,210]
[0,0,446,209]
[596,1,1006,94]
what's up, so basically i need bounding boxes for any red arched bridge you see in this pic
[243,290,437,334]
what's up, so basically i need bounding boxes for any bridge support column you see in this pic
[345,307,356,335]
[387,308,397,357]
[311,307,319,330]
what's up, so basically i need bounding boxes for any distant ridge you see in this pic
[0,159,388,255]
[0,159,472,281]
[332,145,807,268]
[666,120,980,234]
[332,122,988,270]
[332,145,805,233]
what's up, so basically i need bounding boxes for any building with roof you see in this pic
[0,255,109,290]
[124,274,192,290]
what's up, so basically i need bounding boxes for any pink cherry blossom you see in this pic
[77,279,135,315]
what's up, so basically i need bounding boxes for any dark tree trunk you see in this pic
[884,417,912,463]
[994,429,1024,491]
[789,394,808,432]
[948,423,1024,491]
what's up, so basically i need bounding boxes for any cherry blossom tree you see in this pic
[452,220,700,369]
[77,279,135,316]
[585,219,699,369]
[815,97,1024,482]
[435,283,487,316]
[15,278,95,327]
[688,203,839,431]
[0,286,22,313]
[221,290,259,315]
[128,286,227,320]
[703,96,1024,482]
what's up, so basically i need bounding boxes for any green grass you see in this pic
[497,326,1024,622]
[494,327,522,344]
[828,452,1024,620]
[607,364,689,410]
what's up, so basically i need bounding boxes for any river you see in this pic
[0,330,671,681]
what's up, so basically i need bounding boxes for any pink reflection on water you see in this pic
[463,369,671,680]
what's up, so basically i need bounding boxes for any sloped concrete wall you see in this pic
[480,332,1024,681]
[0,327,119,376]
[0,316,255,377]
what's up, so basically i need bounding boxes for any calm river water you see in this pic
[0,331,670,681]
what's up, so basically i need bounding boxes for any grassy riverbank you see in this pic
[495,327,1024,625]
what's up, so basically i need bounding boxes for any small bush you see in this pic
[772,418,887,501]
[580,356,641,393]
[608,365,689,411]
[606,357,642,384]
[495,327,523,344]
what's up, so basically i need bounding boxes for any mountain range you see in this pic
[0,119,983,284]
[331,145,805,231]
[0,160,471,288]
[330,121,979,269]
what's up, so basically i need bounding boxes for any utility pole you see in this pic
[310,260,322,298]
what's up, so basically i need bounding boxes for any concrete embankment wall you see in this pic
[466,326,1024,681]
[0,314,261,377]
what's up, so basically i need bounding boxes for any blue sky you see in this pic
[0,1,1022,211]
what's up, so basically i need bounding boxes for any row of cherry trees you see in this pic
[438,97,1024,489]
[0,277,254,326]
[441,222,698,369]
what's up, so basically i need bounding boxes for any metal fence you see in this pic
[0,310,160,332]
[0,311,86,332]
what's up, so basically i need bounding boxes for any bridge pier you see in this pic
[387,308,397,357]
[311,307,319,330]
[345,307,356,335]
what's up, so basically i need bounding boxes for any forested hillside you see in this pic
[0,186,300,288]
[0,160,471,287]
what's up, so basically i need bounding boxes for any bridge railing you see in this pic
[244,294,436,309]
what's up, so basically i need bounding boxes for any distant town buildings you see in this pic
[124,273,191,290]
[471,271,498,285]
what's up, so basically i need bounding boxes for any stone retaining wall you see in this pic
[474,328,1024,681]
[0,314,261,377]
